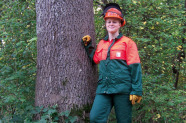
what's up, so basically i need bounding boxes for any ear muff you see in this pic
[121,17,126,27]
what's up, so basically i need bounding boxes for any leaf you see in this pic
[29,37,37,42]
[39,117,48,123]
[167,102,174,106]
[60,110,70,117]
[47,109,57,115]
[16,41,26,47]
[43,108,48,113]
[69,116,77,123]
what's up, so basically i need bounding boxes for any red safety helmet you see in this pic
[101,3,126,27]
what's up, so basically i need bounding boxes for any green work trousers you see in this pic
[90,94,132,123]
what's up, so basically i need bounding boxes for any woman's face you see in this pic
[105,18,121,34]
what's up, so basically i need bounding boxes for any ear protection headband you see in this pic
[122,17,126,27]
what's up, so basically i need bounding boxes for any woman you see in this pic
[82,3,142,123]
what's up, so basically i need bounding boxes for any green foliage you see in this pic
[94,0,185,122]
[0,0,185,122]
[132,74,185,122]
[0,104,77,123]
[0,0,37,122]
[30,105,77,123]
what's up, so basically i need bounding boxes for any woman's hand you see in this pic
[129,95,142,105]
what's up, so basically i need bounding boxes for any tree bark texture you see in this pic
[35,0,97,112]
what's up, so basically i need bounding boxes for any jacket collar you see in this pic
[103,33,123,41]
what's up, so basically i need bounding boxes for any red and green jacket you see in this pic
[84,33,142,96]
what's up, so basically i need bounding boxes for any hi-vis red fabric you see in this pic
[93,36,140,65]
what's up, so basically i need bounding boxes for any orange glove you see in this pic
[82,35,91,46]
[129,95,142,105]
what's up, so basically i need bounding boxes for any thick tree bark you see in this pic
[35,0,97,113]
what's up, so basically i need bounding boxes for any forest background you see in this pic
[0,0,185,122]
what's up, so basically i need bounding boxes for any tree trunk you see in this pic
[35,0,97,113]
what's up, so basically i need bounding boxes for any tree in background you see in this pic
[35,0,97,121]
[0,0,185,122]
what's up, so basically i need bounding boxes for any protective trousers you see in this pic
[90,94,132,123]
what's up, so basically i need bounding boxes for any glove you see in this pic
[129,95,142,105]
[82,35,91,46]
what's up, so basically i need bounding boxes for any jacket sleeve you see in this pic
[82,40,96,64]
[126,40,143,96]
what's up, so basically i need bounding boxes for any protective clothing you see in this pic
[129,95,142,105]
[90,94,132,123]
[84,33,142,96]
[82,3,142,123]
[101,3,126,27]
[82,35,91,46]
[82,33,142,123]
